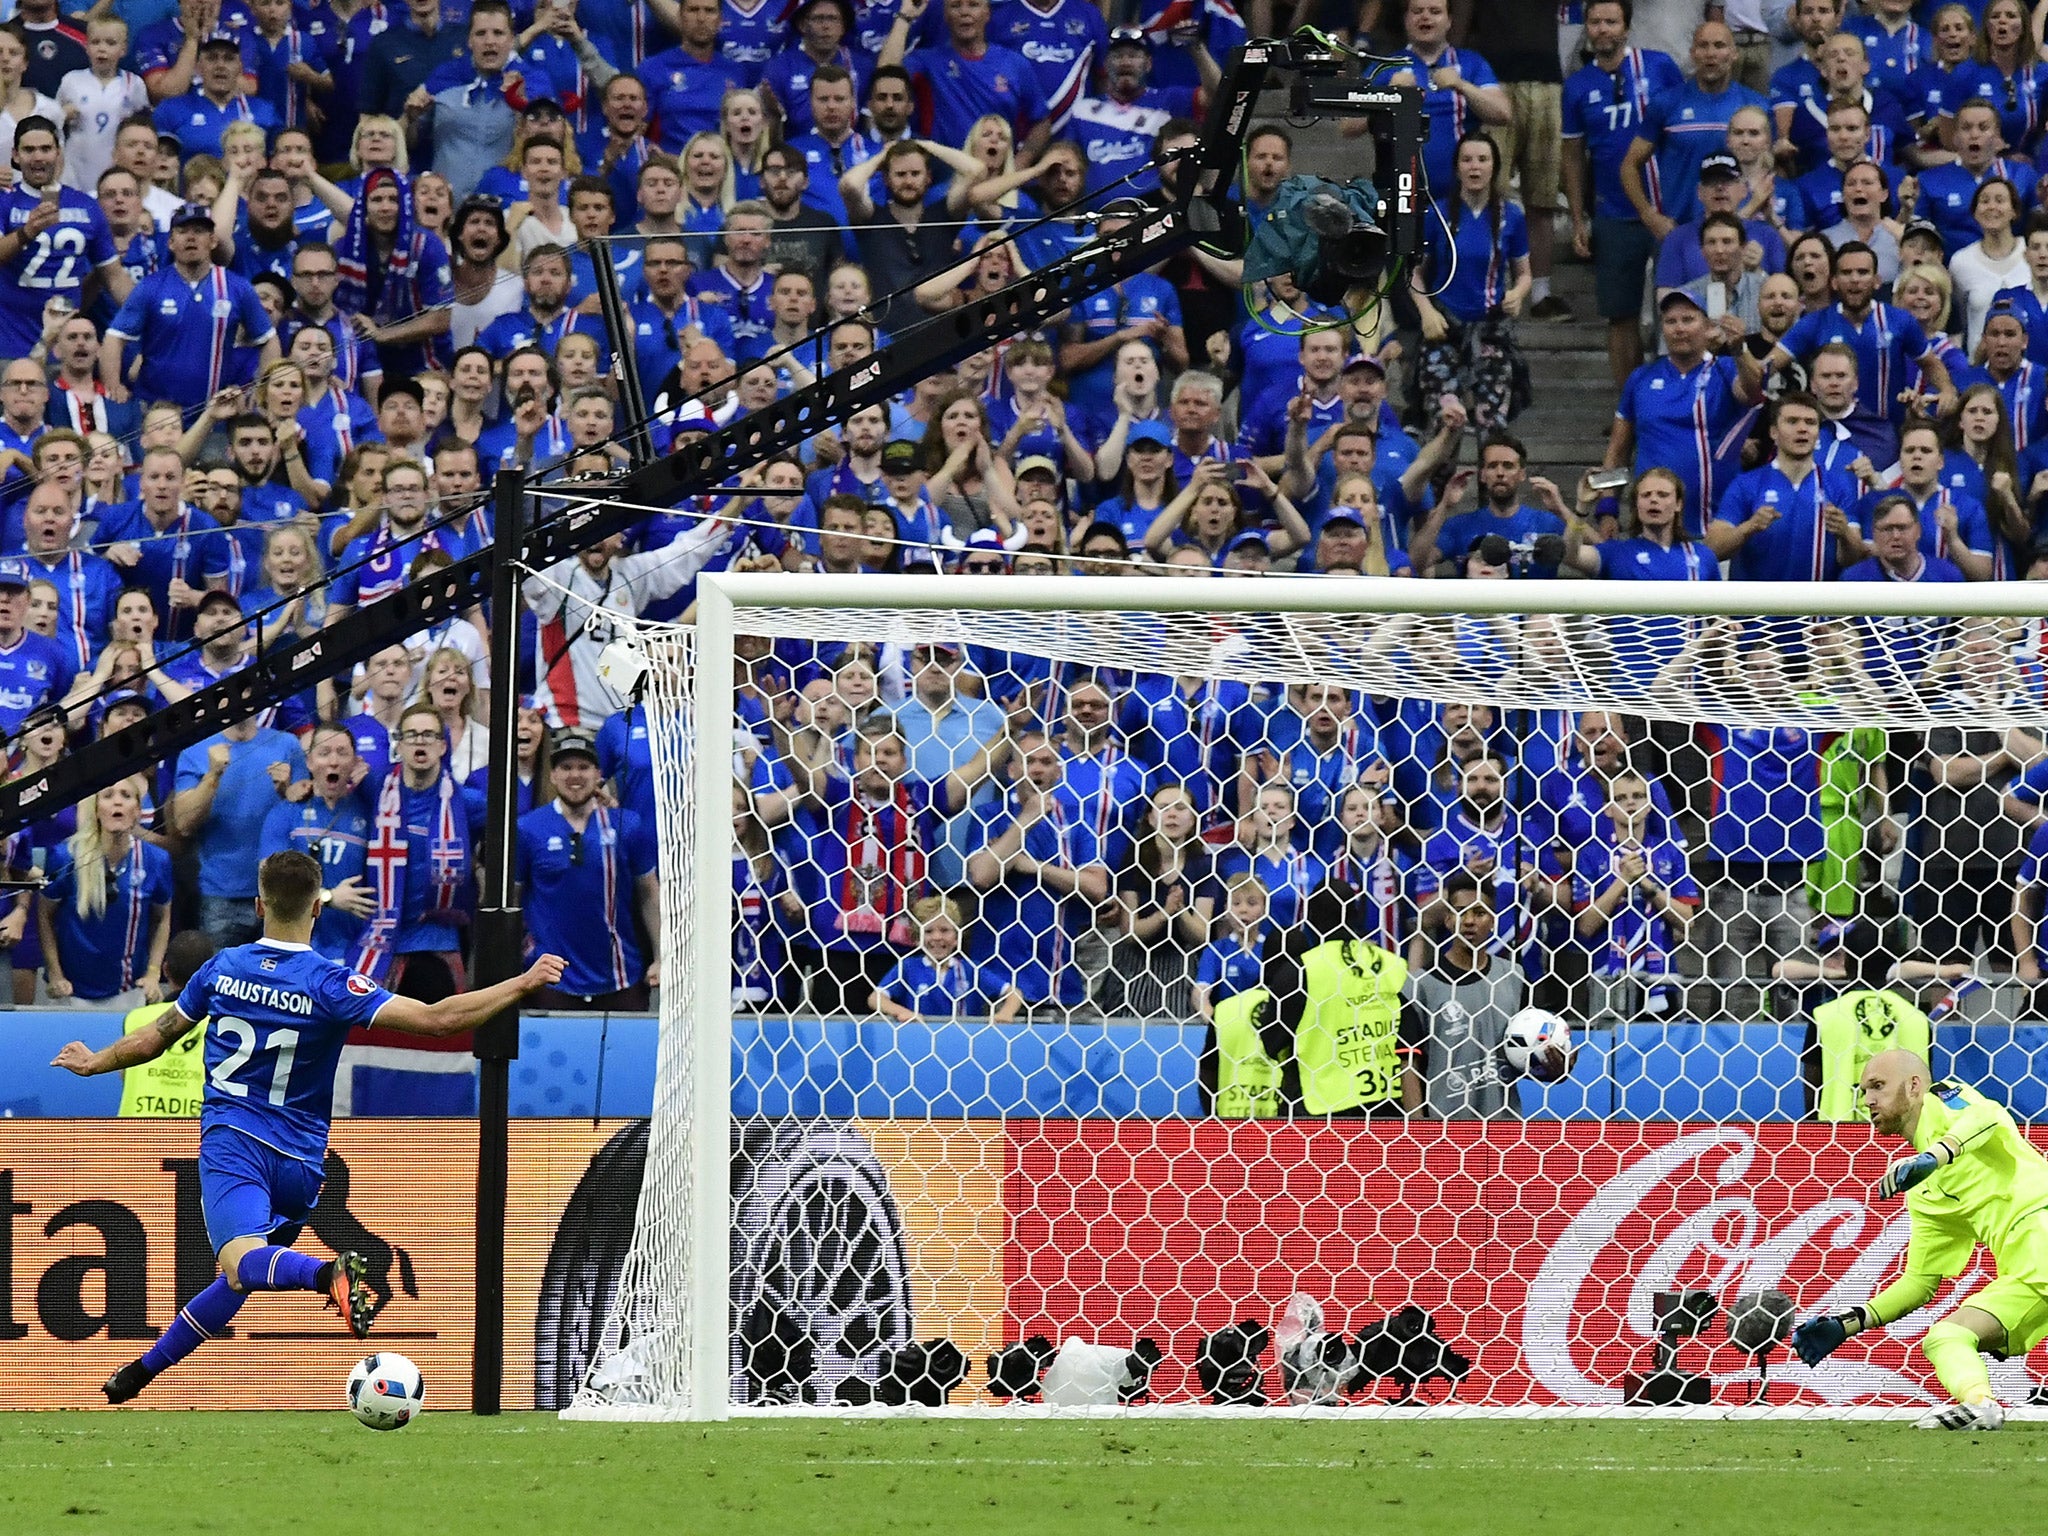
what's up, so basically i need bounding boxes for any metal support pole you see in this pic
[471,466,528,1414]
[688,577,738,1421]
[589,239,648,465]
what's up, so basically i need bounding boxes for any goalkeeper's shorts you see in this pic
[1967,1223,2048,1357]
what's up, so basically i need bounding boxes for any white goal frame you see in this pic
[577,572,2048,1424]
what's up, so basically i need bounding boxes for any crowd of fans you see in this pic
[0,0,2044,1118]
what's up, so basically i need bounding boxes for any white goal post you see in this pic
[561,573,2048,1423]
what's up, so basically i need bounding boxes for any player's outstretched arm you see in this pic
[372,955,567,1039]
[1791,1272,1943,1366]
[52,1006,199,1077]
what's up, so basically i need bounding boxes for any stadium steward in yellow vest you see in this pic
[1792,1050,2048,1431]
[1208,880,1424,1117]
[117,930,218,1118]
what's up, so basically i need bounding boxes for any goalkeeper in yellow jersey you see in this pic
[1791,1050,2048,1430]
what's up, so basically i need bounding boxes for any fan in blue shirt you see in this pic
[1412,759,1548,965]
[1697,718,1835,865]
[1948,44,2048,156]
[1562,38,1686,223]
[993,0,1111,122]
[873,895,1021,1021]
[965,733,1109,1009]
[1762,244,1952,424]
[56,847,565,1404]
[1781,64,1910,177]
[1116,673,1261,821]
[1417,435,1566,578]
[1853,423,2000,576]
[1709,394,1865,581]
[1623,29,1768,227]
[759,0,871,138]
[104,207,278,413]
[517,736,660,1002]
[639,18,758,150]
[1067,33,1193,200]
[1571,776,1701,982]
[1913,101,2037,253]
[1419,185,1530,325]
[1061,271,1184,428]
[153,42,281,159]
[1561,469,1721,691]
[1845,6,1933,97]
[1382,24,1506,201]
[96,452,224,637]
[38,778,173,1004]
[0,125,124,361]
[1194,876,1267,1021]
[1612,293,1753,537]
[258,725,376,962]
[897,7,1050,155]
[1838,493,1969,689]
[0,556,75,735]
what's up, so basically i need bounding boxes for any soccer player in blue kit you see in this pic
[51,850,565,1404]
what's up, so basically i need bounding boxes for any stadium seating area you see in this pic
[7,0,2048,1121]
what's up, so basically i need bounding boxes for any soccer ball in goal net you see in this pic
[559,575,2048,1420]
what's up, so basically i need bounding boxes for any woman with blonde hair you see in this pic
[1325,474,1413,576]
[421,645,491,782]
[248,523,328,652]
[247,358,332,508]
[83,433,126,506]
[411,170,455,243]
[343,114,409,196]
[38,776,171,1006]
[956,113,1026,218]
[721,88,775,201]
[680,131,736,265]
[217,120,266,184]
[1895,261,1975,399]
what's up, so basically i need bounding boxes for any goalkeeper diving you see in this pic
[1792,1049,2048,1430]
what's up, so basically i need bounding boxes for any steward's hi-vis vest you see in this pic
[117,1001,206,1118]
[1212,988,1284,1119]
[1295,940,1408,1115]
[1814,989,1930,1123]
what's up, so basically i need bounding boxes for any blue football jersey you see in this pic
[180,938,395,1166]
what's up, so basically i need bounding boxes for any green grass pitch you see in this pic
[9,1416,2048,1535]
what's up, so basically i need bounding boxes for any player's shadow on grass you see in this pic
[311,1151,419,1322]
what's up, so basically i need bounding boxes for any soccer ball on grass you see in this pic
[347,1351,424,1430]
[1501,1007,1573,1084]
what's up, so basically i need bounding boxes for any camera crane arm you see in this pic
[0,37,1425,839]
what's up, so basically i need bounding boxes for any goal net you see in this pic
[561,574,2048,1420]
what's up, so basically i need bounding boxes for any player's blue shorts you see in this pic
[199,1124,325,1252]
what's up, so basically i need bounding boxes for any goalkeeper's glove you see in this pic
[1877,1145,1950,1201]
[1792,1307,1873,1367]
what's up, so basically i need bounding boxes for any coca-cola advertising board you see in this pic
[998,1120,2037,1407]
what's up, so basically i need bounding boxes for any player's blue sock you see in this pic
[138,1278,245,1374]
[235,1245,326,1292]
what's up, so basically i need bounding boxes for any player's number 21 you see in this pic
[208,1016,300,1106]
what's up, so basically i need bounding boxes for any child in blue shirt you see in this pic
[1193,873,1268,1021]
[873,896,1022,1022]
